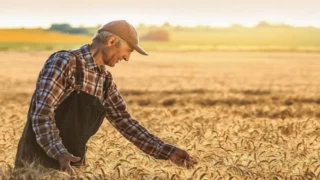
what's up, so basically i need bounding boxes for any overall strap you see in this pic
[67,50,84,93]
[72,52,83,92]
[49,50,83,92]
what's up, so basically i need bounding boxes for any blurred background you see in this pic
[1,0,320,52]
[2,0,320,179]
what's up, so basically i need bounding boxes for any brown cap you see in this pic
[97,20,148,55]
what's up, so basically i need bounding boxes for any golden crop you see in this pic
[1,51,320,179]
[0,29,90,43]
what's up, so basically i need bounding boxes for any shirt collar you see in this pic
[80,44,98,70]
[72,44,107,75]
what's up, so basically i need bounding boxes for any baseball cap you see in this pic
[97,20,148,56]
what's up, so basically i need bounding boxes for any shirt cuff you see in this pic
[46,143,68,160]
[156,144,177,160]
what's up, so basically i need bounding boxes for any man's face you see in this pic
[102,40,133,67]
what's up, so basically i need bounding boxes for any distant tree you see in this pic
[256,21,293,28]
[49,23,90,35]
[162,22,171,28]
[256,21,273,28]
[141,29,169,41]
[68,28,88,34]
[49,23,72,32]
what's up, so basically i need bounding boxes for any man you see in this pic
[15,20,198,172]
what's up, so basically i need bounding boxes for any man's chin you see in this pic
[106,63,115,67]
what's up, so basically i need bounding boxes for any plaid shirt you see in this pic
[29,44,176,160]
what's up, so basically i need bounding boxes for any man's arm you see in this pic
[103,74,176,160]
[30,52,70,160]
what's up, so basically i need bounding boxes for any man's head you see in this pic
[90,20,148,67]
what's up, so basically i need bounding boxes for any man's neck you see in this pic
[88,43,104,66]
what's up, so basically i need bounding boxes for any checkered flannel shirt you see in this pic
[29,44,176,160]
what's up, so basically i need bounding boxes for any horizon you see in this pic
[0,20,319,29]
[1,0,320,28]
[1,21,319,29]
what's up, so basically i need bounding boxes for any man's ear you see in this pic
[106,35,117,47]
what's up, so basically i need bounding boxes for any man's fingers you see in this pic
[187,162,195,169]
[64,152,81,162]
[190,157,198,164]
[169,148,199,169]
[69,155,81,162]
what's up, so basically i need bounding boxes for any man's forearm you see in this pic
[30,53,70,160]
[106,115,176,159]
[155,143,177,160]
[31,112,68,160]
[104,76,176,159]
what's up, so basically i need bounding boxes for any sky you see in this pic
[0,0,320,28]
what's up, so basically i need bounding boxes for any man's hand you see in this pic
[169,148,198,168]
[57,152,81,173]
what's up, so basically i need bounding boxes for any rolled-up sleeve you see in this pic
[103,74,176,160]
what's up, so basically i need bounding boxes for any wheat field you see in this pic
[1,51,320,179]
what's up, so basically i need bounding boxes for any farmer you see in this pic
[14,20,197,172]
